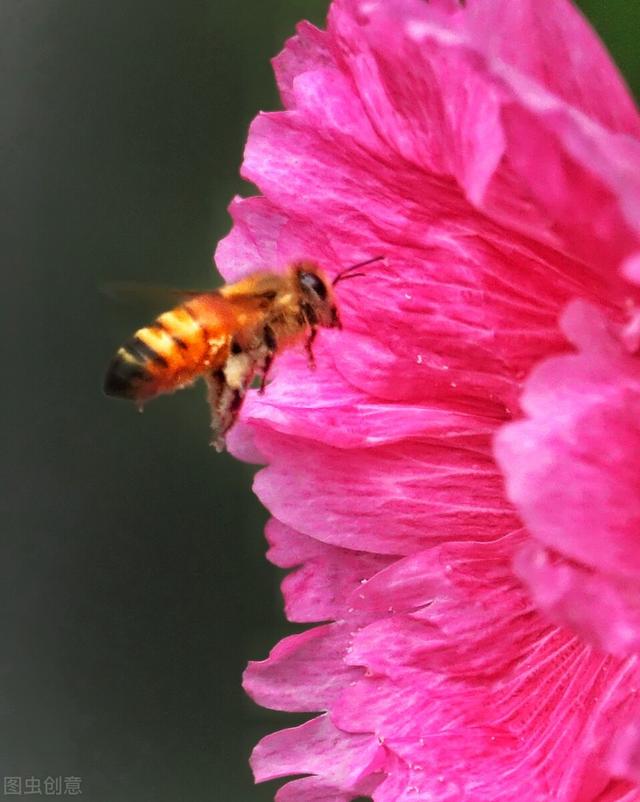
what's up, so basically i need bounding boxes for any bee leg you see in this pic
[258,352,274,395]
[205,369,229,451]
[205,349,258,451]
[258,325,277,395]
[305,327,317,369]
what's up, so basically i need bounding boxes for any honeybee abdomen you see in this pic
[103,336,159,400]
[104,305,214,402]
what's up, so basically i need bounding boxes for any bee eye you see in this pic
[299,271,327,300]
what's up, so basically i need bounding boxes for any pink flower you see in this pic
[215,1,640,799]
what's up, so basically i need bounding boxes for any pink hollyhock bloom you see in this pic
[215,0,640,799]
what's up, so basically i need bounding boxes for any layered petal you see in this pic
[212,1,640,800]
[265,519,393,622]
[513,542,640,657]
[496,301,640,653]
[218,0,637,423]
[361,0,640,270]
[496,300,640,576]
[239,345,497,450]
[252,429,518,556]
[250,714,384,796]
[247,537,640,800]
[244,620,361,712]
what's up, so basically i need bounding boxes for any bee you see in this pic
[104,258,379,451]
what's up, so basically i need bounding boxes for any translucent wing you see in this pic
[101,281,210,307]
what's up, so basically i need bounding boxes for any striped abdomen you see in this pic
[104,302,228,403]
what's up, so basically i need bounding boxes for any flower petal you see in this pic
[214,195,336,282]
[335,539,640,799]
[266,519,393,622]
[402,0,640,135]
[241,345,499,450]
[234,103,615,413]
[250,713,383,788]
[273,22,333,111]
[274,775,380,802]
[514,542,640,657]
[220,3,640,800]
[495,301,640,579]
[388,0,640,272]
[225,419,266,464]
[253,430,518,556]
[244,621,362,712]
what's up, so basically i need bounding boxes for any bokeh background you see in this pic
[4,2,640,800]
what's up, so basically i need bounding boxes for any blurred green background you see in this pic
[3,1,639,800]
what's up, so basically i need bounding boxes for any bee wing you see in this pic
[101,281,211,308]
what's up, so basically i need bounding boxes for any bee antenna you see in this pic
[332,256,384,286]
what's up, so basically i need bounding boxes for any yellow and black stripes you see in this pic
[154,306,207,355]
[103,331,164,400]
[104,301,225,402]
[150,320,188,352]
[126,335,169,368]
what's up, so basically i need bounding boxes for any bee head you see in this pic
[296,257,382,330]
[296,266,341,329]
